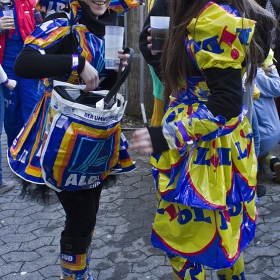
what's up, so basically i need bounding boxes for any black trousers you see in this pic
[56,184,103,239]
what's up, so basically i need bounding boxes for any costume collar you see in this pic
[70,0,117,38]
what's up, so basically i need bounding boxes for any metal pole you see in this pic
[124,13,129,102]
[139,5,148,127]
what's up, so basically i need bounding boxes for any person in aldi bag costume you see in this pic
[13,0,136,279]
[131,0,275,279]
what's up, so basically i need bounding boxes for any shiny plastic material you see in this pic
[109,0,144,16]
[150,2,258,270]
[40,83,135,192]
[36,0,144,15]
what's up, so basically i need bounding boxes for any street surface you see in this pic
[1,132,280,279]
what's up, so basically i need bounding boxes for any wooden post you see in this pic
[124,4,154,120]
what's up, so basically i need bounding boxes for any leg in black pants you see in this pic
[56,184,103,280]
[56,184,102,238]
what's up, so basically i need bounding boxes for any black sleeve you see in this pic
[138,0,169,80]
[14,44,119,88]
[148,126,169,155]
[204,67,243,121]
[14,47,85,79]
[14,34,86,79]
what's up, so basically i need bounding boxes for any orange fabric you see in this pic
[150,97,164,126]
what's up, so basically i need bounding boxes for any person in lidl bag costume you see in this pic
[131,0,275,279]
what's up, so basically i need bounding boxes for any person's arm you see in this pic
[138,0,169,80]
[204,67,243,120]
[0,64,16,90]
[0,64,7,83]
[14,22,85,80]
[255,67,280,97]
[14,11,85,79]
[14,44,85,79]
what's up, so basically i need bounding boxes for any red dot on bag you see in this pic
[240,129,245,138]
[231,49,239,60]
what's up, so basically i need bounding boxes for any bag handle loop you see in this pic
[103,47,134,108]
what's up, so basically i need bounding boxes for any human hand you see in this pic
[0,16,14,30]
[5,79,16,90]
[115,50,130,72]
[129,128,154,155]
[147,28,160,56]
[80,60,99,92]
[261,66,271,77]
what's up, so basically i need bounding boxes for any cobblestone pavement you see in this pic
[1,131,280,280]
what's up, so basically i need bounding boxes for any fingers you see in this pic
[148,43,160,56]
[130,139,152,149]
[83,79,98,92]
[6,79,17,90]
[118,50,130,60]
[82,84,91,93]
[147,36,153,51]
[261,67,271,77]
[115,59,128,68]
[132,128,150,140]
[129,128,153,155]
[0,17,14,29]
[147,37,158,55]
[80,61,99,92]
[151,50,159,56]
[115,51,130,71]
[131,146,153,155]
[117,51,130,65]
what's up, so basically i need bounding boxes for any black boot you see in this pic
[22,179,30,192]
[60,232,94,279]
[256,184,266,198]
[37,184,49,204]
[270,157,280,183]
[20,179,31,198]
